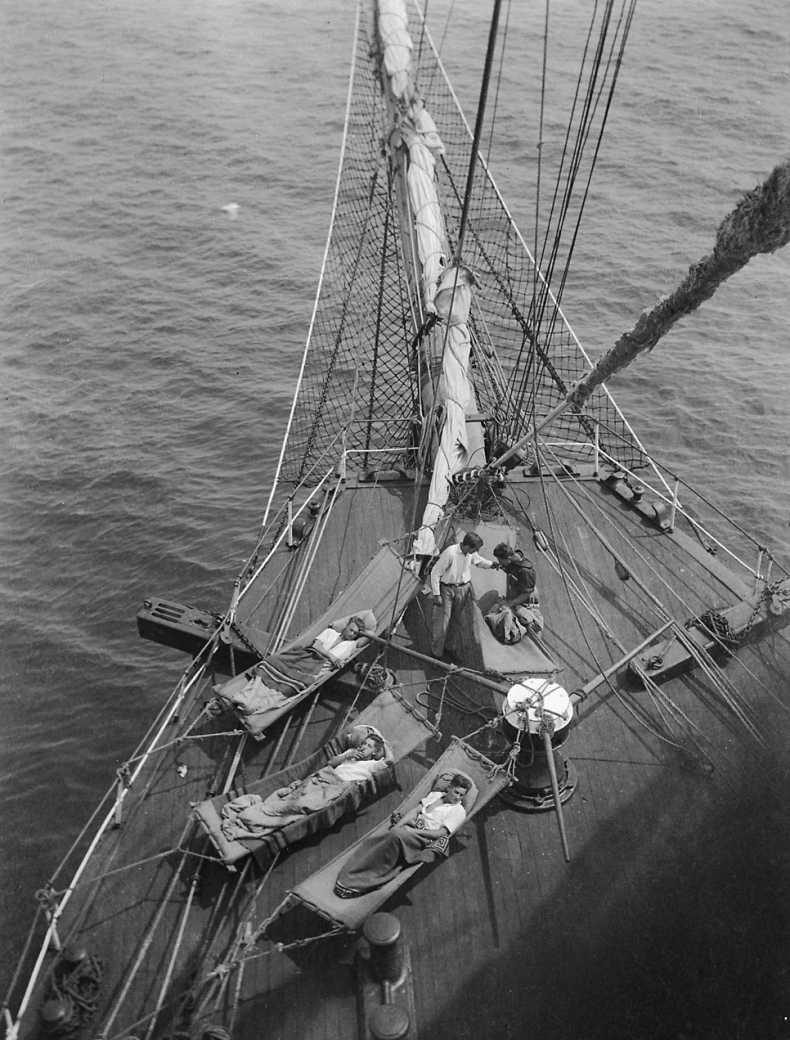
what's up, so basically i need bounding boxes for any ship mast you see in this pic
[374,0,503,555]
[455,0,502,266]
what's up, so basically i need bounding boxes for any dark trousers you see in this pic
[431,583,471,657]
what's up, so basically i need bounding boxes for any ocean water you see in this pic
[1,0,788,990]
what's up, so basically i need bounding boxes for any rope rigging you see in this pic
[10,9,789,1040]
[533,438,776,746]
[504,0,637,449]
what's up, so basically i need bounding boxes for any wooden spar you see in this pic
[542,727,571,862]
[455,0,503,264]
[370,627,676,711]
[486,397,566,471]
[367,632,512,697]
[571,620,675,703]
[370,615,696,733]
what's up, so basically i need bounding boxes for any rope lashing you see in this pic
[205,964,230,983]
[36,882,65,949]
[241,925,347,966]
[460,715,503,744]
[355,661,395,692]
[505,705,526,778]
[538,715,556,740]
[226,617,267,660]
[35,884,63,916]
[113,762,133,826]
[112,763,133,827]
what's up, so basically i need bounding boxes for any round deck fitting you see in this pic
[369,1003,411,1039]
[500,757,579,812]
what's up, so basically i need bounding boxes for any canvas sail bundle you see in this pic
[377,0,485,554]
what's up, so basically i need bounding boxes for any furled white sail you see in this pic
[377,0,485,556]
[400,125,446,309]
[377,0,413,101]
[414,265,484,550]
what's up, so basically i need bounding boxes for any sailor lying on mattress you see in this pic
[333,771,472,898]
[215,614,373,717]
[219,727,393,841]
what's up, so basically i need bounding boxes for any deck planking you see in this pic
[12,477,789,1040]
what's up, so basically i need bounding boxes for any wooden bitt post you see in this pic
[369,1005,411,1040]
[363,913,404,986]
[357,913,416,1040]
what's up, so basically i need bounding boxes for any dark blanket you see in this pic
[255,645,328,694]
[334,824,448,896]
[215,645,331,717]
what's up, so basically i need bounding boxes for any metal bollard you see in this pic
[368,1003,410,1040]
[363,913,404,984]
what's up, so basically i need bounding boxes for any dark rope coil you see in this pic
[450,467,505,487]
[687,609,739,649]
[354,661,395,691]
[40,947,103,1039]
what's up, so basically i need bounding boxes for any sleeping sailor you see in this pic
[217,615,372,716]
[333,773,471,897]
[220,732,391,840]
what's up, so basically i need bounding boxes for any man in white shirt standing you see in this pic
[429,531,497,658]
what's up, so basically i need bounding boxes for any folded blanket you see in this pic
[221,764,368,840]
[222,675,293,716]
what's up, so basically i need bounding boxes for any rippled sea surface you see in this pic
[1,0,788,986]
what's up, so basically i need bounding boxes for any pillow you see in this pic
[342,724,392,763]
[331,609,377,634]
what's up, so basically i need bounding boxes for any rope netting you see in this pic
[281,2,646,486]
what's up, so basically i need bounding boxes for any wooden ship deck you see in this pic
[13,472,789,1040]
[9,4,790,1037]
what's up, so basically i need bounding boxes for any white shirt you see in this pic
[416,789,467,835]
[334,757,384,782]
[312,627,360,665]
[430,542,494,596]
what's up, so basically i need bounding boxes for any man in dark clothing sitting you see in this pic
[492,542,543,636]
[493,543,537,606]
